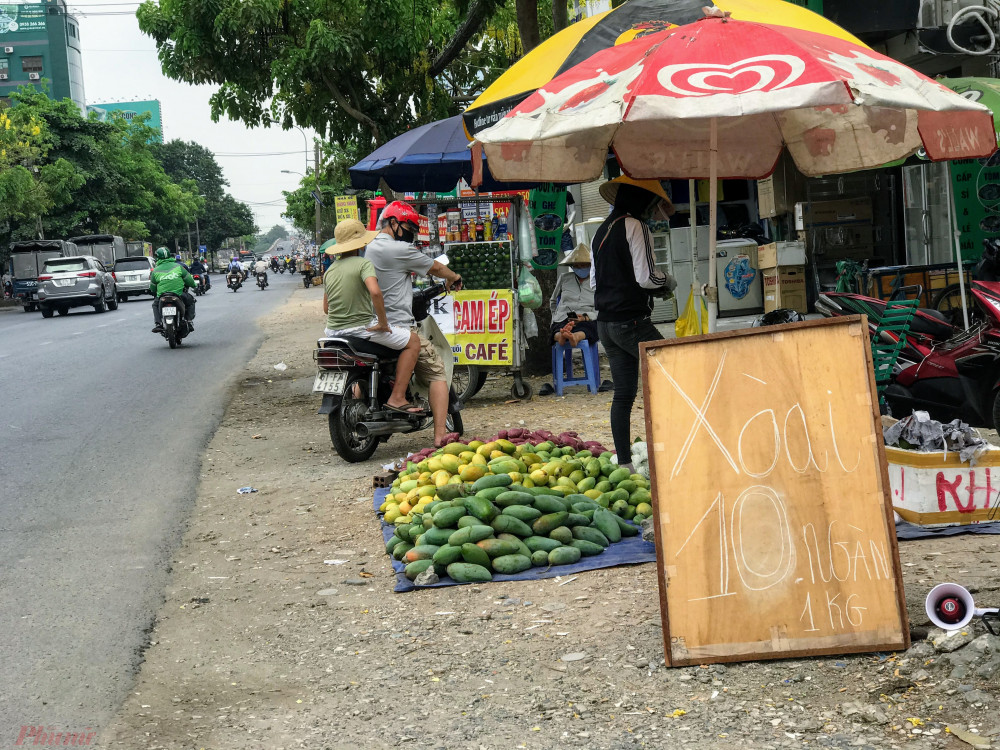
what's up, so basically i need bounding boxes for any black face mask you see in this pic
[394,221,415,244]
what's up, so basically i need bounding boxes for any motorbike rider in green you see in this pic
[149,247,197,333]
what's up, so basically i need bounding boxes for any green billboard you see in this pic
[89,100,163,142]
[0,3,46,35]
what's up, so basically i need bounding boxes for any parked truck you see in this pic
[8,240,77,312]
[69,235,126,270]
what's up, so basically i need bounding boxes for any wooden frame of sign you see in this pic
[640,316,908,666]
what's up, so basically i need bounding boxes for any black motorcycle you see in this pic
[157,293,192,349]
[193,274,207,296]
[227,271,242,292]
[256,271,268,291]
[312,284,463,462]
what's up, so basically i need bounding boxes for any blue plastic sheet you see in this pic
[374,488,657,593]
[896,519,1000,540]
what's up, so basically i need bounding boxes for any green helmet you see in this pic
[155,247,170,260]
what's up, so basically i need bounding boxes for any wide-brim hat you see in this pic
[599,175,672,210]
[560,242,592,265]
[327,218,377,255]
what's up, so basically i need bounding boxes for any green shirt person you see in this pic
[149,247,197,332]
[321,219,424,415]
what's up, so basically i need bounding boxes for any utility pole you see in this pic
[314,140,322,247]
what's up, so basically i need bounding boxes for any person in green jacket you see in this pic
[149,247,197,333]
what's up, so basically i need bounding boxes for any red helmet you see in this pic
[381,200,422,229]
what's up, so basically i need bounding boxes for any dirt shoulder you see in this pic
[101,287,1000,750]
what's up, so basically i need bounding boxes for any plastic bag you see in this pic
[674,288,707,338]
[518,268,543,310]
[522,308,539,339]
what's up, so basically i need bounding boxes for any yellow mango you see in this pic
[496,439,516,454]
[459,451,476,463]
[522,477,535,488]
[435,473,452,488]
[378,500,389,512]
[417,485,437,498]
[459,464,486,482]
[427,457,444,473]
[448,474,463,484]
[584,489,603,500]
[384,508,401,523]
[507,472,522,484]
[393,515,410,526]
[490,450,506,460]
[468,440,484,450]
[397,501,412,515]
[439,454,462,474]
[477,442,498,457]
[529,469,548,484]
[471,453,488,467]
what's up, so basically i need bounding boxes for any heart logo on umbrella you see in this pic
[657,55,806,97]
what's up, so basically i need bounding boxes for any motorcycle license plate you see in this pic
[162,306,178,317]
[313,370,348,394]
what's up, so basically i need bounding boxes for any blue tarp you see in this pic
[374,488,657,593]
[896,519,1000,540]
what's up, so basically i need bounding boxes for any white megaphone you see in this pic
[925,583,1000,631]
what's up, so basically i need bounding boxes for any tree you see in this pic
[136,0,505,150]
[153,139,256,250]
[281,140,367,239]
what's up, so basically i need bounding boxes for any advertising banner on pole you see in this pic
[334,196,359,222]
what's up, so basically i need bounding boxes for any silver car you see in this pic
[36,255,119,318]
[112,255,155,301]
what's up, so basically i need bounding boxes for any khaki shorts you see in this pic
[413,332,447,382]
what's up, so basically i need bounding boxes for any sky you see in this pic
[74,2,309,234]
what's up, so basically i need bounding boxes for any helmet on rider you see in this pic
[155,247,170,260]
[381,201,423,243]
[175,254,182,262]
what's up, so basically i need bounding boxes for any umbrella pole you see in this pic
[689,179,701,330]
[706,118,719,333]
[946,174,970,330]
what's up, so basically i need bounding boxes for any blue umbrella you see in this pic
[349,115,538,193]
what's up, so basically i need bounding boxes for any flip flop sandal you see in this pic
[598,380,614,393]
[538,383,555,396]
[386,403,426,415]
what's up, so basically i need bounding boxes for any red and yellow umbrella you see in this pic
[463,0,866,136]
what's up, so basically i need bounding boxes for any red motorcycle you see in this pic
[816,280,1000,431]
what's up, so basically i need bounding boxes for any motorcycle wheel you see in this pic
[932,284,977,327]
[446,410,464,437]
[167,324,178,349]
[451,365,483,403]
[329,373,379,462]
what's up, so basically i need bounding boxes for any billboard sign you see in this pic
[88,100,163,142]
[0,3,46,35]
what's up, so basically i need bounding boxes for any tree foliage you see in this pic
[154,139,257,250]
[281,140,368,239]
[0,88,207,249]
[136,0,512,150]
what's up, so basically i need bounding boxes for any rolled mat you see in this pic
[374,488,657,593]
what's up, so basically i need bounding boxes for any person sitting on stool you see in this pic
[550,243,598,347]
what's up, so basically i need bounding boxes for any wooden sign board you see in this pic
[640,317,909,666]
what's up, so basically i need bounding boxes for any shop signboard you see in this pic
[430,289,514,366]
[333,196,359,223]
[641,318,908,665]
[0,3,46,34]
[784,0,823,13]
[528,184,566,270]
[950,158,1000,262]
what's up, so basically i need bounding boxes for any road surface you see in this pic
[0,269,307,743]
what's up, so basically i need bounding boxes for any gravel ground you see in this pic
[101,287,1000,749]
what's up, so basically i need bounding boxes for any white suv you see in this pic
[112,256,155,301]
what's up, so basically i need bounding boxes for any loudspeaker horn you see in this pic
[925,583,999,631]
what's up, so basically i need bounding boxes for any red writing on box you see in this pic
[17,726,96,745]
[454,292,511,334]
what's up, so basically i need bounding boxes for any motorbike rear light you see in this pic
[78,271,97,278]
[37,274,52,281]
[111,272,116,281]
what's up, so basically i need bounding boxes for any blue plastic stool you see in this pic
[552,339,600,396]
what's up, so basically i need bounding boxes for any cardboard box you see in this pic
[758,241,806,269]
[757,153,806,218]
[763,265,808,313]
[805,198,873,225]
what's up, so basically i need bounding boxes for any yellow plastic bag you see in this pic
[674,288,708,338]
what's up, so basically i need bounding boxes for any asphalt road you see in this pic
[0,269,306,743]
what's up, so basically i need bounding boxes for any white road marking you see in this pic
[73,332,85,336]
[39,341,52,346]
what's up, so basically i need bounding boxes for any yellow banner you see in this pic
[431,290,514,365]
[334,196,359,223]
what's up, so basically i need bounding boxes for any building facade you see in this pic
[0,0,84,110]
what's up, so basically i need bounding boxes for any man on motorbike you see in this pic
[253,257,269,287]
[323,219,424,414]
[189,256,211,290]
[365,200,463,447]
[270,256,279,273]
[226,256,243,286]
[150,247,197,333]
